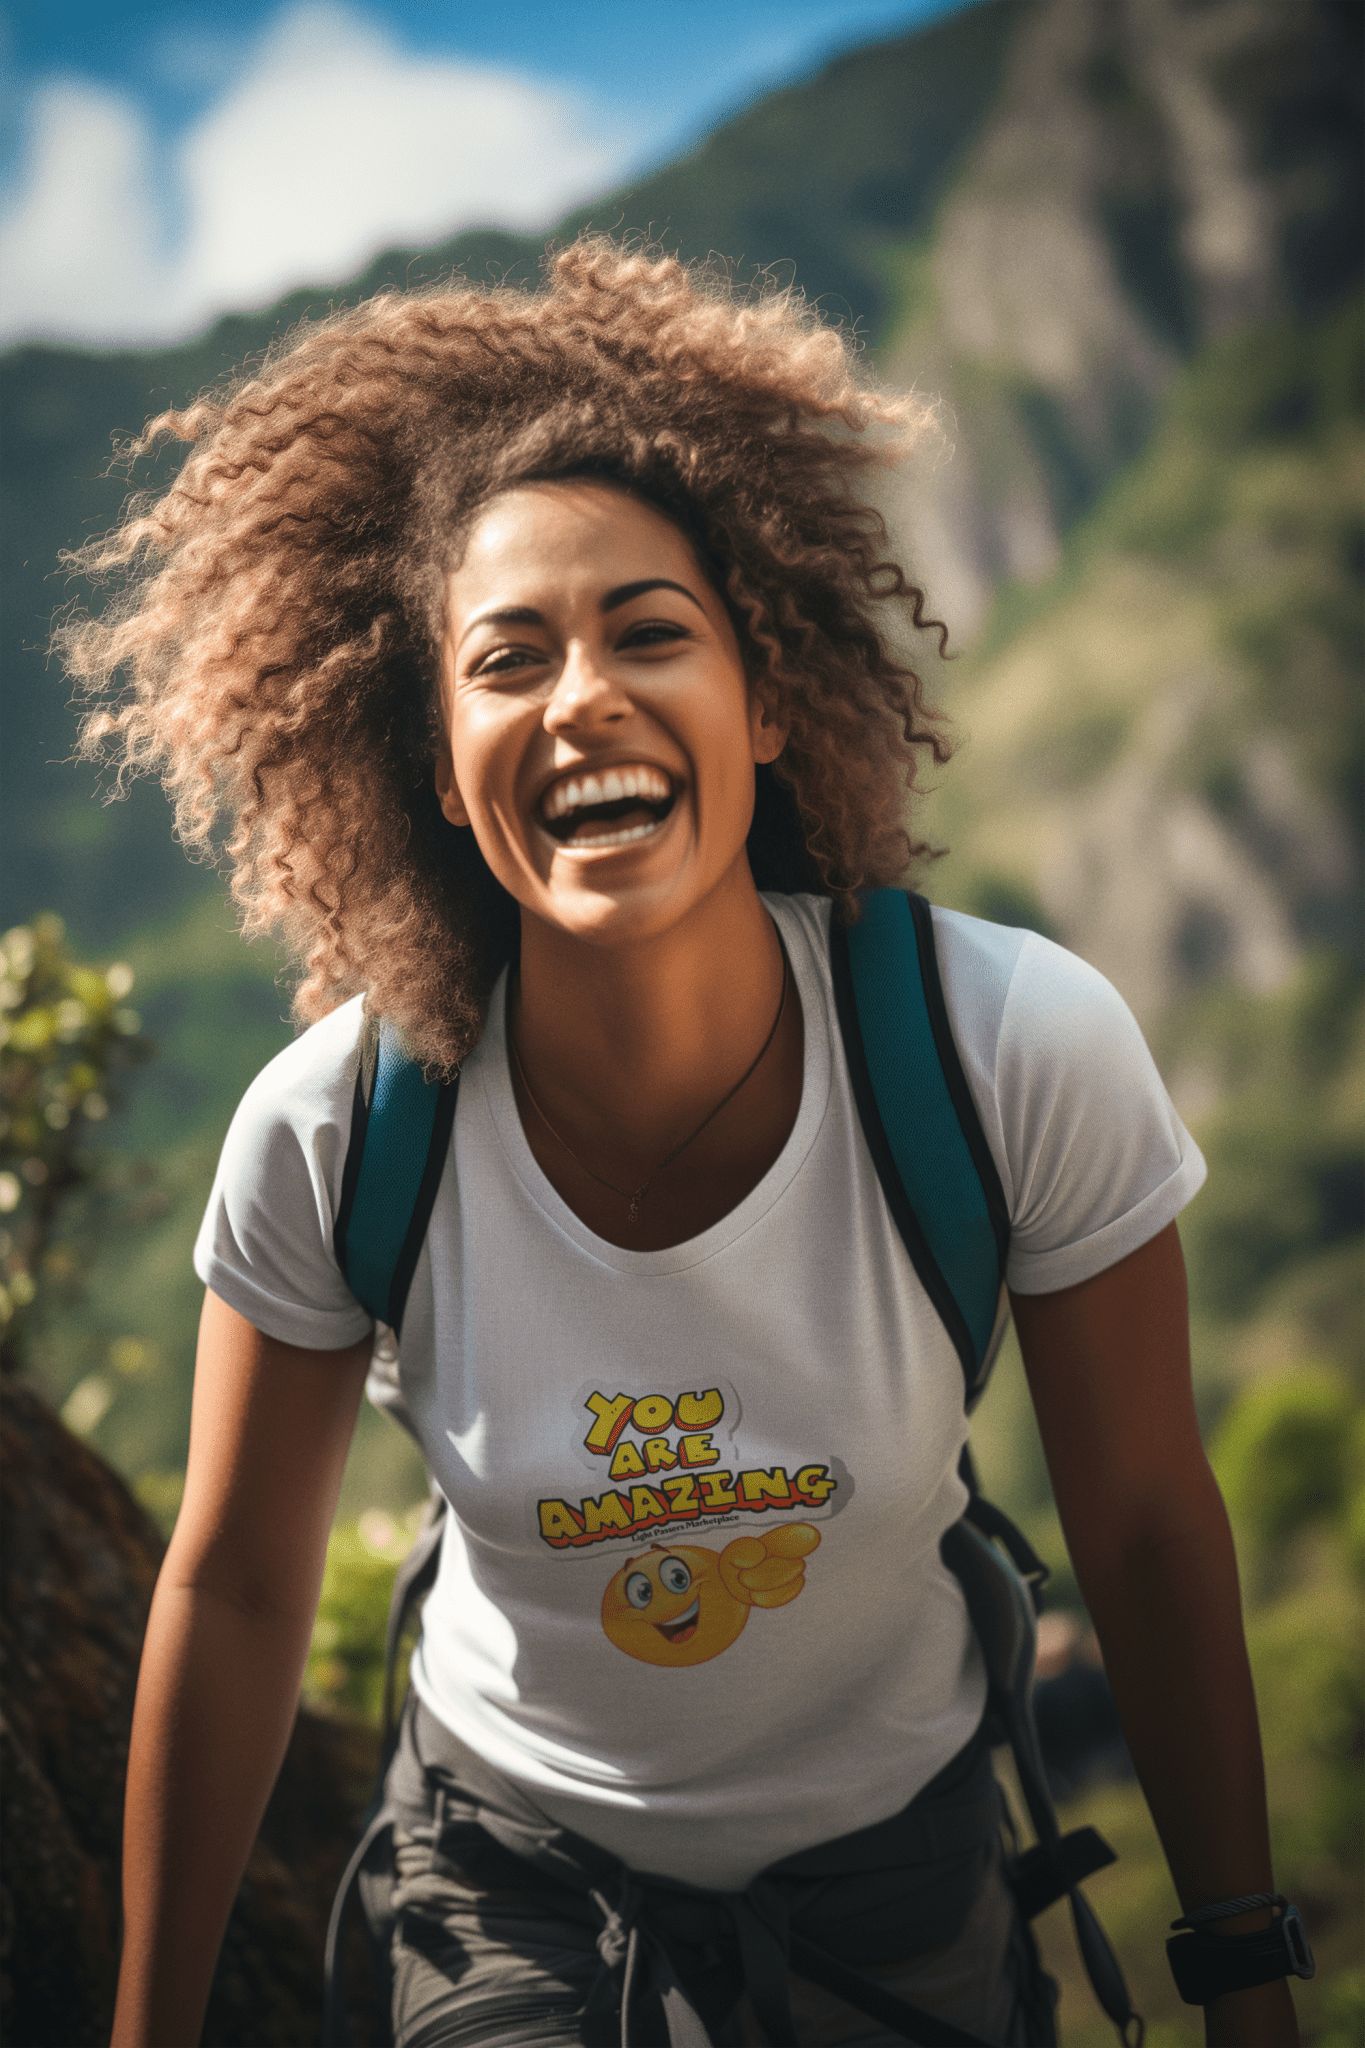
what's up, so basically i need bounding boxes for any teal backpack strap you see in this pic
[832,891,1141,2041]
[333,1021,460,1334]
[325,1023,457,2047]
[831,888,1009,1399]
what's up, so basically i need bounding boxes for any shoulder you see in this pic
[770,889,1155,1097]
[924,908,1205,1285]
[928,905,1147,1077]
[218,995,367,1172]
[195,996,374,1347]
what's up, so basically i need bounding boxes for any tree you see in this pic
[0,915,154,1375]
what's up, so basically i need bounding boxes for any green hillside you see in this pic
[938,298,1363,1495]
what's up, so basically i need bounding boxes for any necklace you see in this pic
[510,951,790,1221]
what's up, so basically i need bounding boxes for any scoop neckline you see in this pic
[475,895,833,1275]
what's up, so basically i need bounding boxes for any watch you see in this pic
[1166,1900,1315,2005]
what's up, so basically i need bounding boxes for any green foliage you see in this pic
[1211,1370,1360,1552]
[1095,303,1365,565]
[11,898,297,1477]
[1175,962,1364,1331]
[303,1508,429,1724]
[1317,1967,1365,2048]
[133,1467,186,1542]
[0,914,156,1374]
[1033,1566,1364,2046]
[960,873,1058,942]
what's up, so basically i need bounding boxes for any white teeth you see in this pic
[542,764,672,822]
[559,818,662,852]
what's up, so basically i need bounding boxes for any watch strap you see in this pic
[1166,1903,1315,2005]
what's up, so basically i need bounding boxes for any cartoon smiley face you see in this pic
[600,1544,749,1667]
[600,1524,820,1667]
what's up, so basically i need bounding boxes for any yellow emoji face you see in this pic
[600,1523,821,1667]
[600,1544,749,1667]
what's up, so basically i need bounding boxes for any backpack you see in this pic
[325,888,1143,2045]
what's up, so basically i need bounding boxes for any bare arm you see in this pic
[1012,1222,1297,2048]
[111,1290,371,2048]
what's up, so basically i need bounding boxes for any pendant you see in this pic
[627,1184,649,1221]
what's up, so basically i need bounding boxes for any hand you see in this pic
[718,1521,820,1607]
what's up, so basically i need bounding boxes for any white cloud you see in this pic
[0,80,171,343]
[0,2,635,349]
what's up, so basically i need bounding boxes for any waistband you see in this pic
[381,1694,1006,2047]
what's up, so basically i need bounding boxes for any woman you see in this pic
[64,241,1298,2046]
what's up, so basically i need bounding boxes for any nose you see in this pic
[542,641,632,735]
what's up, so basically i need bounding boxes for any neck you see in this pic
[512,863,786,1155]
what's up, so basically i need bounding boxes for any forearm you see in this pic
[1077,1469,1269,1914]
[1065,1463,1295,2045]
[1014,1228,1298,2045]
[111,1570,316,2048]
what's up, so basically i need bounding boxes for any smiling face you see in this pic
[600,1543,751,1667]
[434,481,785,950]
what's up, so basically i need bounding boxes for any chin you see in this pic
[528,846,710,946]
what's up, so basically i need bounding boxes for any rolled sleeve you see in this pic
[193,998,375,1349]
[994,933,1206,1294]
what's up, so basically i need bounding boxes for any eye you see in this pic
[618,619,691,650]
[472,644,543,678]
[624,1572,652,1609]
[658,1556,692,1596]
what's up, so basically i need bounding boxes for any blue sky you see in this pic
[1,0,970,349]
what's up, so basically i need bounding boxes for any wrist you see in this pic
[1204,1975,1300,2047]
[1167,1895,1314,2008]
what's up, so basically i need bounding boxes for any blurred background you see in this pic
[1,0,1360,2042]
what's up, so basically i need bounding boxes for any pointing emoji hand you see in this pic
[718,1522,820,1609]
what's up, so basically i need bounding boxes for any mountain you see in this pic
[925,303,1362,1379]
[3,0,1359,939]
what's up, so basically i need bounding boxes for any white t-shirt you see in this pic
[195,896,1205,1889]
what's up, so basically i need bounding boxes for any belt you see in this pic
[326,1693,1008,2048]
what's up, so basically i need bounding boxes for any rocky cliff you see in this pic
[881,0,1362,629]
[0,1379,378,2046]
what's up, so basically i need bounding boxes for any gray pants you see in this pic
[389,1824,1034,2047]
[378,1688,1050,2048]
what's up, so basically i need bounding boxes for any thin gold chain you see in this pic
[509,950,790,1221]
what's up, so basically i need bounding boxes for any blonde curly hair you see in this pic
[60,238,950,1071]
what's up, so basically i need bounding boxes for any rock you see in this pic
[0,1378,380,2047]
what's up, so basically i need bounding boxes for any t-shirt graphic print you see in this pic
[537,1377,840,1666]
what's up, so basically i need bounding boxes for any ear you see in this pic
[434,747,471,828]
[749,689,787,766]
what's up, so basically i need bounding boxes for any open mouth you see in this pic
[654,1596,700,1645]
[539,764,676,850]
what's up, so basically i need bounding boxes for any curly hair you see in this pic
[59,237,951,1071]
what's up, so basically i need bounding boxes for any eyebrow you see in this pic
[458,580,705,650]
[601,578,705,615]
[457,604,543,650]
